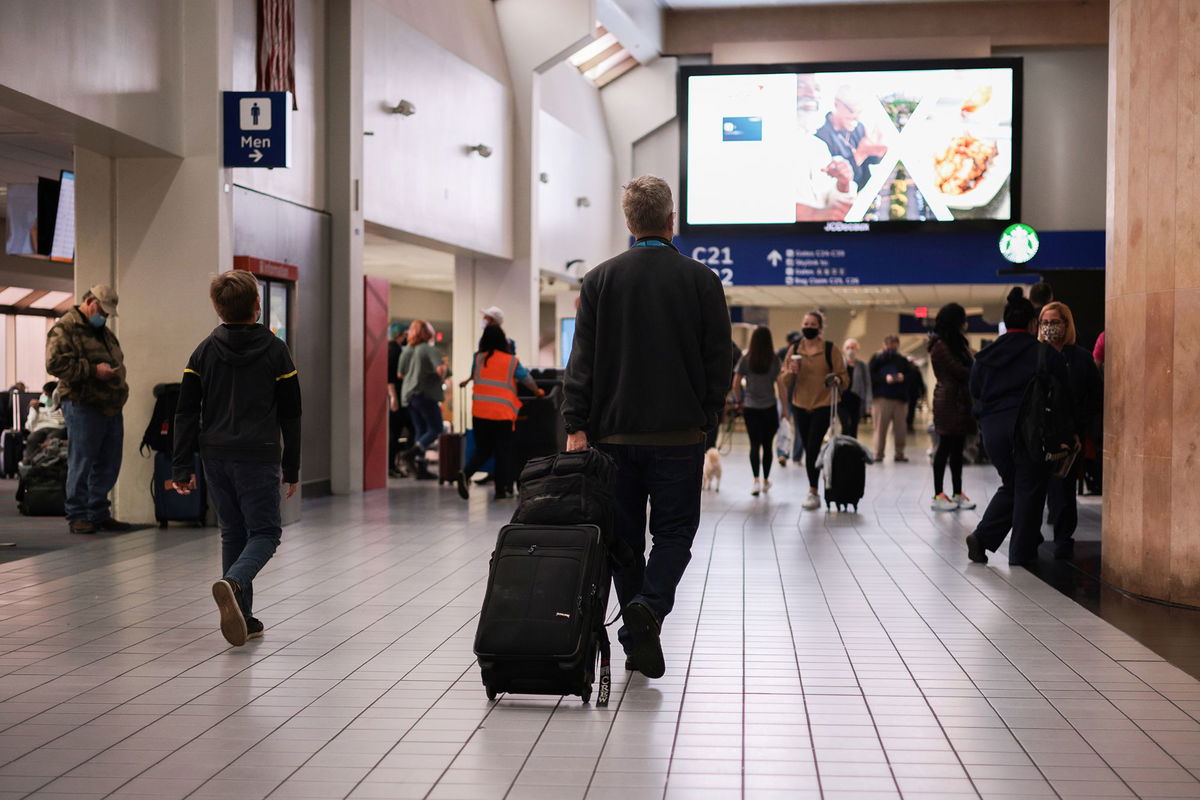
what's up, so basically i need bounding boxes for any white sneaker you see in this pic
[953,493,976,510]
[762,479,772,493]
[802,492,821,510]
[751,478,761,497]
[931,493,958,512]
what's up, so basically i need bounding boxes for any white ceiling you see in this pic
[660,0,1077,6]
[362,233,456,293]
[0,106,74,194]
[724,282,1012,311]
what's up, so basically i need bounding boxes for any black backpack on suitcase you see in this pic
[474,449,633,706]
[824,437,868,512]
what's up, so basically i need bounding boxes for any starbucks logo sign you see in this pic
[999,223,1039,264]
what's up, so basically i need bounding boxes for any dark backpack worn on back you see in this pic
[1016,344,1077,475]
[140,383,181,456]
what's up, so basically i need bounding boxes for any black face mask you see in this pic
[801,328,820,340]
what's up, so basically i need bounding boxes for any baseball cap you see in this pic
[88,285,119,317]
[388,321,405,338]
[786,330,801,343]
[480,306,505,325]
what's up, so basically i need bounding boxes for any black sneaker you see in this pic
[245,617,265,640]
[623,601,665,679]
[212,578,248,646]
[455,471,470,500]
[965,533,988,564]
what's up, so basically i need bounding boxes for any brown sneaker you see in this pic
[69,520,97,534]
[96,518,133,532]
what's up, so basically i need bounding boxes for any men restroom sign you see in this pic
[223,92,291,168]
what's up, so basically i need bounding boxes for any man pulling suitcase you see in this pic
[560,176,732,679]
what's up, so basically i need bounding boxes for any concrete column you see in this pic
[67,1,234,524]
[1102,0,1200,603]
[326,0,365,494]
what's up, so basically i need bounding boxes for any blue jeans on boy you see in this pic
[407,394,443,453]
[597,442,704,655]
[204,459,283,616]
[62,401,123,523]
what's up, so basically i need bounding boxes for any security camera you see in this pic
[468,144,493,158]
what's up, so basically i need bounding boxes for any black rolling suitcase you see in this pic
[511,388,566,481]
[153,452,207,527]
[820,388,871,512]
[1,430,22,478]
[474,523,612,705]
[474,448,633,706]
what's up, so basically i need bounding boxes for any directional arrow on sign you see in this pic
[249,149,263,163]
[767,250,782,267]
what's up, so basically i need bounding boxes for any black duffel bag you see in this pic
[511,448,635,567]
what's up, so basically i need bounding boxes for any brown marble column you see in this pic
[1103,0,1200,603]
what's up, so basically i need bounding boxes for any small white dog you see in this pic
[702,447,722,492]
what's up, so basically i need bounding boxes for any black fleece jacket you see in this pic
[172,324,302,483]
[969,331,1070,421]
[561,237,732,441]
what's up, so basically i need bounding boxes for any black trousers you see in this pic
[464,417,513,496]
[597,442,704,654]
[933,433,965,496]
[790,405,832,490]
[1046,474,1078,542]
[972,414,1049,565]
[838,392,862,438]
[388,405,409,469]
[742,406,779,480]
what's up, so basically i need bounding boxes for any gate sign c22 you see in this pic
[223,91,292,169]
[674,229,1103,287]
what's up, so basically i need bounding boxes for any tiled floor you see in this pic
[3,447,1200,800]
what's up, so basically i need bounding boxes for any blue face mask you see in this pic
[38,394,49,407]
[88,313,106,329]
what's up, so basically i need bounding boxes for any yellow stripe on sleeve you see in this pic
[183,368,201,377]
[276,370,298,381]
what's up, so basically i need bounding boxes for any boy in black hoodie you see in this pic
[172,270,302,646]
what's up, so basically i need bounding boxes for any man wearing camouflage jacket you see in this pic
[46,285,132,534]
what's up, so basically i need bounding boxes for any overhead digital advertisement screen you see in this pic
[680,59,1022,233]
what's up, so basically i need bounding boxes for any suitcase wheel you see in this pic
[158,520,167,529]
[485,687,497,701]
[581,685,592,704]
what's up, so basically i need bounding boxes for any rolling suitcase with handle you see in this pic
[437,387,466,485]
[819,386,872,512]
[474,523,613,706]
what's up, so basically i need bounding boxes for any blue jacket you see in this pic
[969,331,1069,421]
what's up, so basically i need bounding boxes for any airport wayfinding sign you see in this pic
[223,92,291,168]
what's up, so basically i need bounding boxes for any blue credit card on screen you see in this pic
[722,116,762,142]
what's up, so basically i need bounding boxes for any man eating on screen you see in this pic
[795,74,857,222]
[815,85,889,191]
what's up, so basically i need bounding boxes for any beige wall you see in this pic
[0,0,184,155]
[1102,0,1200,605]
[362,0,513,258]
[663,1,1107,55]
[390,286,454,325]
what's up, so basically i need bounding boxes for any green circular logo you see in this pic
[1000,223,1039,264]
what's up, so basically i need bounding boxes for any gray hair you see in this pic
[622,175,674,235]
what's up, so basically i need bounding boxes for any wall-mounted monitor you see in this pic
[49,170,75,262]
[680,59,1022,234]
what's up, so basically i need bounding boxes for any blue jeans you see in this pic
[407,395,443,453]
[62,401,123,523]
[204,459,283,616]
[597,442,704,653]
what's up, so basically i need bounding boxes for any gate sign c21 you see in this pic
[673,229,1102,287]
[223,91,292,169]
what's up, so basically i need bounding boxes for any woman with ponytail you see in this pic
[964,288,1071,566]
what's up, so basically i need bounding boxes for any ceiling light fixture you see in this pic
[389,100,416,116]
